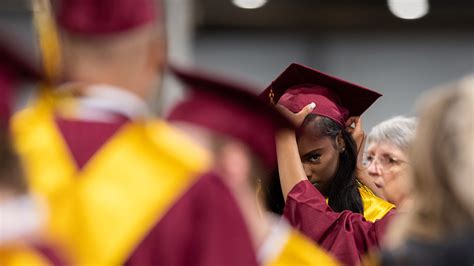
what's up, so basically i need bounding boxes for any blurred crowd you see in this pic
[0,0,472,265]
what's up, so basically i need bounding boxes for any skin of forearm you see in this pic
[275,129,307,201]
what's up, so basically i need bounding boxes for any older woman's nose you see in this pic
[368,160,382,177]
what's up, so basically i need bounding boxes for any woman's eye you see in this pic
[388,157,398,164]
[308,154,321,163]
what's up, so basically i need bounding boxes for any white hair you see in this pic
[367,116,417,152]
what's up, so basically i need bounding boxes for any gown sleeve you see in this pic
[126,172,259,266]
[283,180,396,265]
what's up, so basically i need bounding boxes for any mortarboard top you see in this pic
[260,63,382,127]
[54,0,161,35]
[167,64,293,169]
[0,37,42,127]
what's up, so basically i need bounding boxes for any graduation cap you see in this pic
[54,0,161,35]
[260,63,382,127]
[167,65,293,169]
[0,37,42,128]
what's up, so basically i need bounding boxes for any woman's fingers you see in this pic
[276,103,315,127]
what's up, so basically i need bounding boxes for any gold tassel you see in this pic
[32,0,61,83]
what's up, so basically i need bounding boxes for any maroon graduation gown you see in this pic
[33,243,68,266]
[283,180,395,265]
[55,117,258,266]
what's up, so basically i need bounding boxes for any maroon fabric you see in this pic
[167,64,293,168]
[260,63,382,127]
[55,117,127,169]
[55,0,160,35]
[0,64,13,127]
[126,172,258,266]
[283,180,395,266]
[33,242,69,266]
[279,86,350,127]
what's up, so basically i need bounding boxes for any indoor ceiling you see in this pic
[194,0,474,31]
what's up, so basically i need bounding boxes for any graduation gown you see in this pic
[283,180,396,265]
[0,243,65,266]
[11,95,258,266]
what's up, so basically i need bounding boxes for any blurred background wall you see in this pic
[189,0,474,129]
[1,0,473,129]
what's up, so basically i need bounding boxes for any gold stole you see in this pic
[359,185,395,222]
[0,245,51,266]
[11,99,211,265]
[324,185,395,222]
[267,230,339,266]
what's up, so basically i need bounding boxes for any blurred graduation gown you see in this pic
[0,243,65,266]
[168,65,339,266]
[11,0,258,264]
[261,63,396,265]
[12,83,258,266]
[0,33,67,266]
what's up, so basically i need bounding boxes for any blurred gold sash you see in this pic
[12,97,211,265]
[267,230,339,266]
[0,245,51,266]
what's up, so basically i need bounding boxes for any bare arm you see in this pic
[275,103,315,201]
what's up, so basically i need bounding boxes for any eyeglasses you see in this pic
[363,154,408,169]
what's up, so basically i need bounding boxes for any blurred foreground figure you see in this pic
[0,37,65,266]
[381,75,474,265]
[167,65,339,265]
[12,0,259,265]
[365,116,417,205]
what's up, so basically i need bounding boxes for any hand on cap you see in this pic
[275,103,316,128]
[345,116,366,168]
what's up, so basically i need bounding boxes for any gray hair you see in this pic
[367,116,417,152]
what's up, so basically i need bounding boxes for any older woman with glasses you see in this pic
[364,116,417,206]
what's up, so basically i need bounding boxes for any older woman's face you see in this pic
[366,142,410,205]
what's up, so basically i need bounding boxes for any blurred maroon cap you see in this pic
[0,37,42,128]
[54,0,161,35]
[167,64,293,169]
[260,63,382,127]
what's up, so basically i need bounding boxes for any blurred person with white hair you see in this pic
[364,116,417,206]
[380,75,474,265]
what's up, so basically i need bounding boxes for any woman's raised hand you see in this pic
[275,102,316,128]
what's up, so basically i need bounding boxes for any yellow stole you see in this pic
[267,230,339,266]
[11,98,212,265]
[0,245,51,266]
[359,185,394,222]
[324,185,394,222]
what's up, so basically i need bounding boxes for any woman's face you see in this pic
[366,142,410,205]
[297,123,341,194]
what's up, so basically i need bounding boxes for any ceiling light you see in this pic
[388,0,429,20]
[232,0,268,9]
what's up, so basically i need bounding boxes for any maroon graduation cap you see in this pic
[0,37,42,128]
[167,65,293,169]
[260,63,382,127]
[54,0,161,35]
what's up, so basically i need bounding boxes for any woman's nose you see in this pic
[303,164,312,180]
[368,160,382,177]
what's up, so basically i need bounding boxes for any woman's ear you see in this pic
[336,133,346,153]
